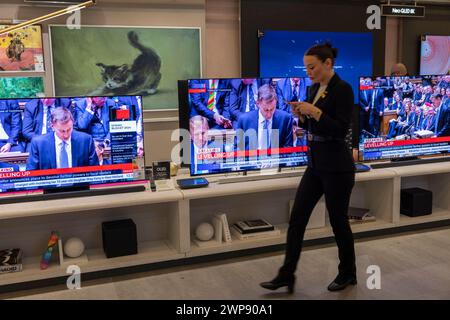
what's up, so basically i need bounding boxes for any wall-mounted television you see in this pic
[179,77,313,176]
[420,35,450,76]
[0,95,144,194]
[259,30,373,103]
[358,75,450,162]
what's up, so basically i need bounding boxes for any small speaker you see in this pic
[102,219,138,258]
[400,188,432,217]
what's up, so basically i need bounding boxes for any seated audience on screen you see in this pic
[0,99,22,153]
[95,140,111,166]
[434,94,450,137]
[276,77,309,112]
[76,97,116,144]
[189,79,232,129]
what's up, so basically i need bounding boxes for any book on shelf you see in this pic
[230,225,281,240]
[233,218,275,234]
[0,248,23,274]
[348,207,376,223]
[211,215,223,244]
[213,213,232,243]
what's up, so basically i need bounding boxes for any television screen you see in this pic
[181,77,312,175]
[0,95,144,193]
[420,35,450,75]
[358,75,450,161]
[259,30,373,103]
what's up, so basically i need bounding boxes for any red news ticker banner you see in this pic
[0,163,134,180]
[188,88,207,94]
[364,136,450,149]
[196,146,308,160]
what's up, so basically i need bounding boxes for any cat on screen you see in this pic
[90,31,162,96]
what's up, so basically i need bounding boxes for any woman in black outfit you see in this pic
[260,42,356,293]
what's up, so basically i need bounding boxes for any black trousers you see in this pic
[280,167,356,277]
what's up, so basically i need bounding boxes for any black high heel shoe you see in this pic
[260,274,296,294]
[327,274,357,292]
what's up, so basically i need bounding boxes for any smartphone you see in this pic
[177,177,209,189]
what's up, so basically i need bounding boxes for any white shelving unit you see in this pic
[1,162,450,289]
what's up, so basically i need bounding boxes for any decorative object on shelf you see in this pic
[401,188,433,217]
[193,217,223,248]
[0,25,44,72]
[348,207,375,223]
[195,222,215,241]
[233,219,275,234]
[40,231,59,270]
[64,237,85,258]
[0,248,23,274]
[102,219,138,258]
[214,213,232,243]
[49,25,200,110]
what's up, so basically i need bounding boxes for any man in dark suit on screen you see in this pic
[189,79,232,129]
[237,84,293,151]
[0,99,22,153]
[276,77,311,112]
[22,98,72,151]
[434,94,450,138]
[26,107,99,170]
[229,78,270,128]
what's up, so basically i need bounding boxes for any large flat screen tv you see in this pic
[420,35,450,76]
[259,30,373,103]
[0,95,144,194]
[179,77,312,176]
[358,75,450,161]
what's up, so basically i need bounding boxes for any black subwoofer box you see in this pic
[102,219,138,258]
[400,188,432,217]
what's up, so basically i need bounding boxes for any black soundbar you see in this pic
[370,156,450,169]
[0,185,146,205]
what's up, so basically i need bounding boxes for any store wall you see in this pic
[240,0,387,77]
[0,0,240,164]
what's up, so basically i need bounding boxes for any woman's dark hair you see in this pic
[305,42,338,65]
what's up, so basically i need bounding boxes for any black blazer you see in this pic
[299,73,355,172]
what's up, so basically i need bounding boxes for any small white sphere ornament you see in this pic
[195,222,214,241]
[64,237,85,258]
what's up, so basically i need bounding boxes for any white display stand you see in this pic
[1,162,450,289]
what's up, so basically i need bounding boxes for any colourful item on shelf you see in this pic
[40,231,59,270]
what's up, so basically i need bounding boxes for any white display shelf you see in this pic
[0,240,183,286]
[0,189,183,220]
[186,219,395,258]
[398,207,450,226]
